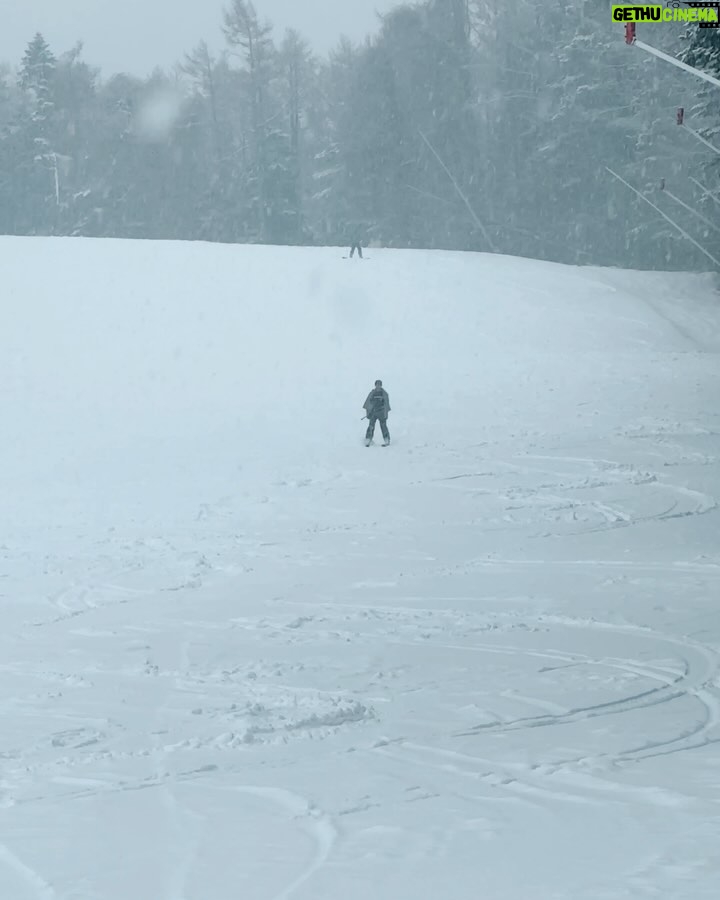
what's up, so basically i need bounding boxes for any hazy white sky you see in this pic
[0,0,397,74]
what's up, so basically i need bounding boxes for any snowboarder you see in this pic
[363,380,390,446]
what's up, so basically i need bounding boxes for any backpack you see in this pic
[369,389,386,416]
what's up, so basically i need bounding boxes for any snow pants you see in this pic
[366,415,389,442]
[349,243,363,258]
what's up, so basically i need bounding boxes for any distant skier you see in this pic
[348,224,364,258]
[363,380,390,446]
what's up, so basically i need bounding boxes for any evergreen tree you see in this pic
[277,29,317,243]
[681,22,720,141]
[16,33,59,234]
[0,65,20,232]
[311,38,360,245]
[0,0,714,269]
[18,33,56,112]
[223,0,276,241]
[51,44,101,234]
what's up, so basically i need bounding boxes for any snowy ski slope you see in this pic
[1,236,720,899]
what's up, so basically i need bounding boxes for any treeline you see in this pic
[0,0,719,269]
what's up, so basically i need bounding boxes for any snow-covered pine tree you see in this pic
[16,33,59,234]
[674,24,720,247]
[223,0,276,242]
[276,29,317,244]
[681,21,720,142]
[19,33,56,115]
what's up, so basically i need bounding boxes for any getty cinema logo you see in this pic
[612,2,720,26]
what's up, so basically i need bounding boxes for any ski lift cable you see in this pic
[663,186,720,235]
[689,176,720,207]
[419,130,497,253]
[605,166,720,268]
[680,122,720,157]
[627,26,720,90]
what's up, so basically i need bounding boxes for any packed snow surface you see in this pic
[2,237,720,899]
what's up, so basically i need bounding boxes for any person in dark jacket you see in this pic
[363,380,390,445]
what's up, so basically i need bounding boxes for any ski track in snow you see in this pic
[216,786,337,900]
[2,243,720,897]
[423,451,718,539]
[371,619,720,799]
[0,842,56,900]
[450,620,720,747]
